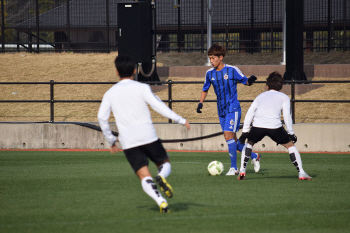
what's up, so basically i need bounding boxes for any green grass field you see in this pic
[1,150,349,233]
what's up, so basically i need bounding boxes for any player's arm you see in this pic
[282,95,296,142]
[239,100,257,144]
[144,86,190,129]
[97,94,118,149]
[232,67,256,86]
[197,90,208,113]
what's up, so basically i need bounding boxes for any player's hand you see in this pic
[247,75,257,86]
[110,142,119,153]
[184,120,190,130]
[197,103,203,113]
[239,132,249,145]
[289,134,297,143]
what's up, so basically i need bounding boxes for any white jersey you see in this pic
[98,79,186,150]
[242,90,294,135]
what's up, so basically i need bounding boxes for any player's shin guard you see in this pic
[237,140,258,160]
[157,162,171,179]
[227,139,237,170]
[288,146,305,174]
[141,176,166,206]
[242,143,253,169]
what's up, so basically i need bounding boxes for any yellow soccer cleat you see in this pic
[159,202,170,213]
[155,175,173,198]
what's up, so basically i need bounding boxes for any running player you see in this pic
[238,71,312,180]
[98,55,190,213]
[197,44,261,176]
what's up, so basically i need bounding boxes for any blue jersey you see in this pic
[202,64,248,117]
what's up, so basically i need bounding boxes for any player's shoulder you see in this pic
[206,67,215,74]
[225,64,244,76]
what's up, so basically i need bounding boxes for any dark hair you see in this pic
[208,44,226,57]
[266,71,284,91]
[114,55,136,78]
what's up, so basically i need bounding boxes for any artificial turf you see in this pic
[0,150,349,233]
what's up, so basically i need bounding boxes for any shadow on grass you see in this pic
[138,202,209,212]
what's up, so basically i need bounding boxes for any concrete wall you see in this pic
[0,123,349,152]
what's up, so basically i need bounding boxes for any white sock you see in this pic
[141,176,166,206]
[288,146,305,174]
[240,143,247,169]
[157,162,171,178]
[240,143,252,170]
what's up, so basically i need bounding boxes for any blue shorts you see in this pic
[219,111,241,133]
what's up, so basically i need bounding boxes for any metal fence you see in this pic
[0,80,349,123]
[1,0,349,53]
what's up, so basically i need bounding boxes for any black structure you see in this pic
[1,0,349,53]
[284,0,307,81]
[117,1,152,63]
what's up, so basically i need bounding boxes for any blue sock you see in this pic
[237,140,257,160]
[227,139,237,170]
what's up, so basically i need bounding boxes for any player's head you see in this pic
[114,55,136,78]
[208,44,226,70]
[266,71,284,91]
[208,44,226,58]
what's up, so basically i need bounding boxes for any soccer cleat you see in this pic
[237,168,246,180]
[225,167,239,176]
[155,175,173,198]
[251,153,261,173]
[299,172,312,180]
[159,202,170,213]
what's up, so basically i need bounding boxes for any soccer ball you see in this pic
[207,161,224,176]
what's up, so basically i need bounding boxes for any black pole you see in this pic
[106,0,110,52]
[291,80,296,123]
[271,0,274,52]
[177,0,181,52]
[201,0,204,53]
[67,0,70,50]
[343,0,347,52]
[1,0,5,53]
[50,80,54,122]
[250,0,254,54]
[36,0,39,53]
[168,80,172,123]
[327,0,331,52]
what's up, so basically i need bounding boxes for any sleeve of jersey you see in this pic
[202,71,211,91]
[233,67,248,85]
[144,86,186,125]
[282,96,294,135]
[97,93,118,147]
[242,100,258,133]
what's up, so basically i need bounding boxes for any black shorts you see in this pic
[123,139,169,173]
[248,126,291,145]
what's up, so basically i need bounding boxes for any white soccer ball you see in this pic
[207,161,224,176]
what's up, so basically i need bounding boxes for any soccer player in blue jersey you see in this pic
[197,44,261,176]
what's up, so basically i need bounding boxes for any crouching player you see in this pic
[238,71,312,180]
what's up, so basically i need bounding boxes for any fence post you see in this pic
[291,80,295,124]
[106,0,110,52]
[168,80,172,123]
[50,80,54,122]
[1,0,5,53]
[36,0,39,53]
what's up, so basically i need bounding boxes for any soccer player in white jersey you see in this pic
[238,71,312,180]
[197,44,261,175]
[98,55,190,213]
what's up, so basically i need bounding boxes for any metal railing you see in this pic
[0,80,349,123]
